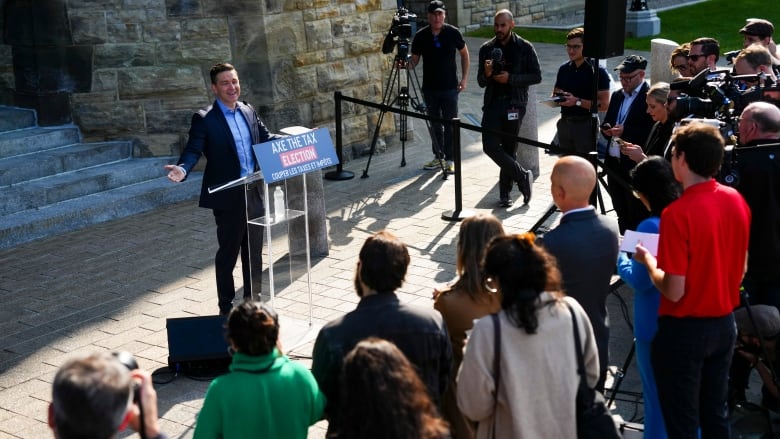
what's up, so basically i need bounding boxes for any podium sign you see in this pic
[253,127,339,184]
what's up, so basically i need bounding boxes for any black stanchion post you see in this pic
[324,91,355,181]
[441,118,474,222]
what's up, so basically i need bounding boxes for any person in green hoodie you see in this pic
[194,301,325,438]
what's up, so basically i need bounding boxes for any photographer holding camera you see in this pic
[736,101,780,313]
[477,9,540,207]
[551,27,611,156]
[410,0,470,175]
[49,351,165,439]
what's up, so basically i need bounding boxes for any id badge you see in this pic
[507,107,519,121]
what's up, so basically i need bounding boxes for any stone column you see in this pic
[518,85,540,178]
[651,38,680,84]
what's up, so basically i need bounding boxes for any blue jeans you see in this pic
[423,89,458,161]
[652,314,735,439]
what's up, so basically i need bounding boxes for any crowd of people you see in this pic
[48,5,780,439]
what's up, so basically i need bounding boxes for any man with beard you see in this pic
[311,230,452,435]
[477,9,541,207]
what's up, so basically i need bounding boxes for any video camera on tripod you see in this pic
[381,4,418,60]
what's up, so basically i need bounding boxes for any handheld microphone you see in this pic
[490,48,503,72]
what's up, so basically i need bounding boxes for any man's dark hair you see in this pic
[690,37,721,62]
[358,230,410,293]
[227,301,280,356]
[51,352,132,439]
[567,27,584,41]
[672,122,724,178]
[210,62,236,85]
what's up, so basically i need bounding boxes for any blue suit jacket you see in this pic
[538,208,619,370]
[178,100,280,211]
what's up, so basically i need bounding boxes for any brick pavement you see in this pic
[0,40,649,438]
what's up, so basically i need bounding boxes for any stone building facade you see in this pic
[0,0,582,157]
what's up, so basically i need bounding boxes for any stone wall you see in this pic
[0,0,582,157]
[403,0,584,30]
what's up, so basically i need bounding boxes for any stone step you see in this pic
[0,172,203,249]
[0,106,37,131]
[0,141,132,186]
[0,157,177,216]
[0,125,81,159]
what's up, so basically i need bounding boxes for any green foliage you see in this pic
[466,0,771,53]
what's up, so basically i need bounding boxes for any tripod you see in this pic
[362,47,444,178]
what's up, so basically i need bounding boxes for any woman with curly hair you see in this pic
[457,233,599,438]
[194,301,325,438]
[333,337,450,439]
[433,213,504,439]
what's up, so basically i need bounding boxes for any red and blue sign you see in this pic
[252,127,339,184]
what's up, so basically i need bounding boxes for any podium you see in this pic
[210,127,339,352]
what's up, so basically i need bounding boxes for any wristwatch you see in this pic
[575,98,582,107]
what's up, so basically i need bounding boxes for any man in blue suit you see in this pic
[538,155,620,391]
[165,63,282,315]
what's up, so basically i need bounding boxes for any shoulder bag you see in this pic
[566,304,622,439]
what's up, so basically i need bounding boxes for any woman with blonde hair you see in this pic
[619,82,676,162]
[434,213,504,439]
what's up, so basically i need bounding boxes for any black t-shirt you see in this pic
[411,24,465,91]
[554,60,611,117]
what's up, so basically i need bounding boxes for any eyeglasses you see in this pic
[565,44,582,50]
[619,72,641,82]
[688,54,706,61]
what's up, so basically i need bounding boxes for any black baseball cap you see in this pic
[614,55,648,73]
[428,0,446,13]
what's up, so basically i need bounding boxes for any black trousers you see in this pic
[213,184,264,314]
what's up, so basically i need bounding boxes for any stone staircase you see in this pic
[0,105,202,249]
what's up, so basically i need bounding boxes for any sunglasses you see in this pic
[688,54,706,61]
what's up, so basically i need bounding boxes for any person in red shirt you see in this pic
[635,122,751,438]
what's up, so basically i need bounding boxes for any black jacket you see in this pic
[311,293,452,429]
[736,139,780,279]
[477,32,542,107]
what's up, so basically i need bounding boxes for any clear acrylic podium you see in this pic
[247,174,313,320]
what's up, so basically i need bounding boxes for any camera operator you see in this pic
[733,44,777,87]
[410,0,470,175]
[477,9,541,207]
[687,37,721,76]
[550,27,611,156]
[49,352,166,439]
[736,101,780,311]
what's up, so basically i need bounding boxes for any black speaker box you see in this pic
[166,315,230,373]
[583,0,626,59]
